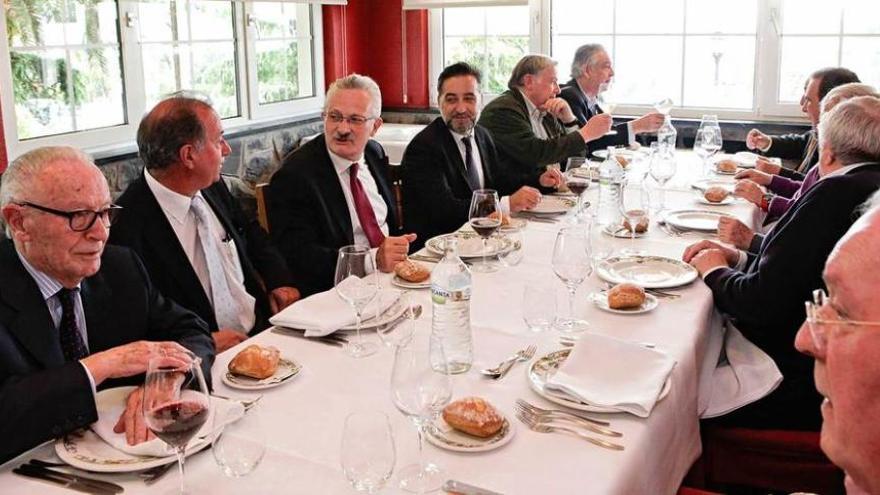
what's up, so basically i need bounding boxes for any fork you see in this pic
[515,399,611,426]
[514,401,622,437]
[516,411,624,451]
[482,344,537,379]
[211,393,263,412]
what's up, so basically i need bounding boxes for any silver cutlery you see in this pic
[270,327,348,346]
[381,305,423,331]
[516,411,625,451]
[211,393,263,412]
[479,344,537,379]
[514,399,611,426]
[557,335,656,349]
[442,479,504,495]
[14,463,123,493]
[138,444,211,485]
[514,401,622,438]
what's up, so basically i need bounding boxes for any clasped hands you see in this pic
[682,239,740,276]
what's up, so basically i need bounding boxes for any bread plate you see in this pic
[590,292,658,314]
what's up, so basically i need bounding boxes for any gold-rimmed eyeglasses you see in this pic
[805,288,880,353]
[323,111,376,128]
[17,202,122,232]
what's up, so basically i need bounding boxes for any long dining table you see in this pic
[0,151,763,494]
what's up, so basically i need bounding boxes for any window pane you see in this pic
[486,6,529,36]
[613,36,682,105]
[841,37,880,90]
[252,2,314,105]
[842,0,880,34]
[616,0,684,34]
[551,35,614,79]
[11,49,75,138]
[686,0,757,34]
[782,0,840,35]
[778,37,839,103]
[252,2,298,39]
[256,41,299,104]
[552,0,613,35]
[683,36,755,109]
[443,8,485,37]
[71,47,125,129]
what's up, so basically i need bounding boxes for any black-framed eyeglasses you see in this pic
[322,111,376,128]
[17,202,122,232]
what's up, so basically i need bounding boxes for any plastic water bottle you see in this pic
[430,237,473,374]
[597,147,624,226]
[656,115,677,155]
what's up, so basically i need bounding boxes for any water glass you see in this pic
[335,245,380,358]
[523,285,557,333]
[552,227,592,334]
[376,291,417,348]
[589,221,614,266]
[212,403,266,478]
[340,411,396,494]
[498,228,524,267]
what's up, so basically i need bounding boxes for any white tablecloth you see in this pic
[0,152,760,494]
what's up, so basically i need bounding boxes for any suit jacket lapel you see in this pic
[80,270,113,353]
[434,120,472,189]
[364,141,397,228]
[474,129,495,188]
[314,136,355,244]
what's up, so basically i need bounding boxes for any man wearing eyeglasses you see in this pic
[268,74,414,297]
[682,96,880,430]
[110,94,299,353]
[0,146,214,462]
[796,193,880,495]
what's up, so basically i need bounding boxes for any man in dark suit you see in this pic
[401,62,563,247]
[478,54,612,179]
[110,95,298,353]
[268,74,415,297]
[684,95,880,430]
[559,44,664,153]
[0,146,214,462]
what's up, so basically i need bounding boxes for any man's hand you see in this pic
[539,168,564,188]
[509,186,542,212]
[734,179,764,206]
[755,157,782,176]
[630,112,665,134]
[81,341,193,387]
[541,97,576,124]
[377,234,417,272]
[746,129,771,151]
[213,329,247,353]
[717,216,755,250]
[682,239,739,266]
[112,386,155,446]
[579,113,613,142]
[734,168,772,186]
[689,249,731,276]
[269,286,301,313]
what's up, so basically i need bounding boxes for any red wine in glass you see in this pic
[469,217,501,239]
[147,401,209,448]
[566,179,590,197]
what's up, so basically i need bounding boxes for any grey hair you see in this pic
[818,95,880,166]
[0,146,95,236]
[325,74,382,119]
[570,44,605,80]
[508,54,557,90]
[821,83,880,114]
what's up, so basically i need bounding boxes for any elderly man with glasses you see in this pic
[682,95,880,430]
[0,146,214,463]
[795,192,880,495]
[267,74,415,296]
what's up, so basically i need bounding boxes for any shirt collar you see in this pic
[16,249,79,301]
[820,161,876,181]
[576,79,598,109]
[519,89,545,120]
[449,128,472,142]
[326,144,364,176]
[145,169,202,225]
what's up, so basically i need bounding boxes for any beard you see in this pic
[444,113,477,134]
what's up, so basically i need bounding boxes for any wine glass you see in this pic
[212,402,265,478]
[654,98,673,116]
[498,227,524,267]
[649,149,677,214]
[564,157,591,222]
[552,227,592,334]
[694,126,722,178]
[340,411,396,494]
[523,284,557,333]
[390,338,452,493]
[335,245,380,358]
[468,189,502,273]
[377,290,417,348]
[618,180,649,256]
[143,351,211,495]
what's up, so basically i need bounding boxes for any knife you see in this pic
[14,464,122,494]
[442,479,504,495]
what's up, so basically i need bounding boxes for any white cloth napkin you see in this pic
[544,333,677,417]
[269,279,398,337]
[91,394,245,457]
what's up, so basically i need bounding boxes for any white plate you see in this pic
[665,209,733,232]
[222,357,302,390]
[55,386,216,473]
[425,232,514,259]
[425,413,515,453]
[528,349,671,413]
[528,195,576,215]
[591,148,641,160]
[602,222,647,238]
[694,194,734,206]
[391,261,434,289]
[692,179,734,191]
[733,151,759,168]
[590,292,659,314]
[714,168,737,176]
[596,255,698,289]
[341,292,408,330]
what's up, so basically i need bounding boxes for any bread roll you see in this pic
[442,397,504,438]
[228,345,280,379]
[623,217,649,233]
[607,283,646,310]
[394,259,431,283]
[704,186,729,203]
[716,159,738,173]
[488,210,510,226]
[614,154,631,168]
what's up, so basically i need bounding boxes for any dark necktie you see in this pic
[462,136,481,191]
[57,288,87,361]
[349,162,385,248]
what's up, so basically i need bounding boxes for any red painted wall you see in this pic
[0,102,6,173]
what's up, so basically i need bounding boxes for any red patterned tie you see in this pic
[349,162,385,248]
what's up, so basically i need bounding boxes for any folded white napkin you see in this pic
[544,333,676,417]
[91,394,244,457]
[270,279,398,337]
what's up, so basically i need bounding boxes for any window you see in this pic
[430,0,880,121]
[0,0,324,156]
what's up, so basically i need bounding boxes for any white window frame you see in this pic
[427,0,852,123]
[0,0,325,159]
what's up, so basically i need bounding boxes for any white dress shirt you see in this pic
[519,90,551,140]
[579,82,636,145]
[449,128,512,214]
[327,146,390,250]
[145,171,255,333]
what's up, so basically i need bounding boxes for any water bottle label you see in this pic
[431,287,471,304]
